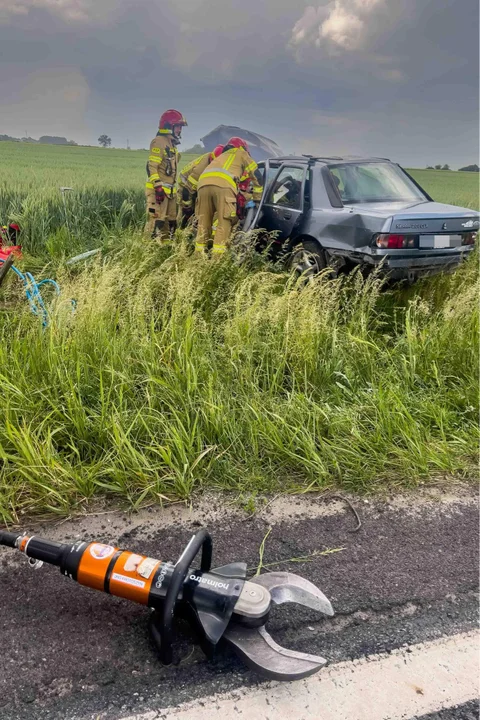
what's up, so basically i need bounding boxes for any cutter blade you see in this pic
[223,624,327,681]
[251,571,334,616]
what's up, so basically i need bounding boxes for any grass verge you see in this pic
[0,235,478,522]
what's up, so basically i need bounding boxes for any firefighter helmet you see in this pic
[159,109,188,131]
[226,137,249,153]
[159,110,187,145]
[212,144,225,158]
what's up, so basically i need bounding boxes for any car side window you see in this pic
[268,167,304,210]
[262,164,280,189]
[329,168,346,200]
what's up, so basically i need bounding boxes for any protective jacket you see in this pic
[145,132,181,198]
[178,152,213,194]
[197,148,262,195]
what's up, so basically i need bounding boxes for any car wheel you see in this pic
[288,240,328,280]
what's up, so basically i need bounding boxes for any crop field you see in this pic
[410,168,479,210]
[0,141,478,259]
[0,141,198,189]
[0,141,478,522]
[0,142,198,258]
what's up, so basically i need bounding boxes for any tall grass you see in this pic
[0,142,197,259]
[0,186,145,258]
[0,236,477,522]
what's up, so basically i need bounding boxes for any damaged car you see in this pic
[241,156,478,281]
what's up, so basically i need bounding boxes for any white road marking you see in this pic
[119,631,479,720]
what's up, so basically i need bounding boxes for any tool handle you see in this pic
[24,537,66,565]
[160,529,212,664]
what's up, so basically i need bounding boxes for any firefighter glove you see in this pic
[155,186,166,204]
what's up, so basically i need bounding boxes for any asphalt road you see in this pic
[419,701,479,720]
[0,486,477,719]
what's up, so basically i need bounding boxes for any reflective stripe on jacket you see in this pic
[145,133,180,193]
[197,148,262,195]
[178,152,213,193]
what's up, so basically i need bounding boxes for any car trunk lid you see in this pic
[347,200,478,228]
[390,202,479,234]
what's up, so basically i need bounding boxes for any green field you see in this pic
[1,141,478,200]
[0,142,478,521]
[0,142,198,258]
[0,141,198,189]
[0,142,478,259]
[410,168,479,210]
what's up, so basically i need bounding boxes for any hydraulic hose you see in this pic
[0,530,21,548]
[0,531,67,565]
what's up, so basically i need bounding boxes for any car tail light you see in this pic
[374,234,417,249]
[462,231,477,246]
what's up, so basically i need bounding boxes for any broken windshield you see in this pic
[328,162,426,204]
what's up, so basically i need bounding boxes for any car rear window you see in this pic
[327,162,425,204]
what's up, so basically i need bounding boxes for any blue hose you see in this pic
[0,259,60,327]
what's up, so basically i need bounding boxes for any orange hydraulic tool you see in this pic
[0,528,334,680]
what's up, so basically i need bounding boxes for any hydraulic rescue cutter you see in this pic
[0,529,334,681]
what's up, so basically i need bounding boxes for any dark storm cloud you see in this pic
[0,0,478,166]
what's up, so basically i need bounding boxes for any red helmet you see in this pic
[212,144,224,158]
[159,109,188,131]
[227,136,249,153]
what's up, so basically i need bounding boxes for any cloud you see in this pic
[300,99,479,169]
[161,0,298,82]
[380,68,405,82]
[0,0,93,23]
[0,0,477,168]
[0,66,90,142]
[0,0,134,25]
[290,0,386,56]
[0,1,28,19]
[319,3,365,50]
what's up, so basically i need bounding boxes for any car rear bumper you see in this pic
[356,247,473,279]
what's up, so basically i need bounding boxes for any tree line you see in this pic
[0,134,77,145]
[426,163,479,172]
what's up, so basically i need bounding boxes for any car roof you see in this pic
[264,155,392,165]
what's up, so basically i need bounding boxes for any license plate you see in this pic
[419,234,462,249]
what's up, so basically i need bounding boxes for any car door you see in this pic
[253,164,306,243]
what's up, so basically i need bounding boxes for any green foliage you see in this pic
[0,238,477,522]
[0,143,478,521]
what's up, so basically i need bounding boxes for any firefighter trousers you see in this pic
[145,188,177,239]
[195,185,237,253]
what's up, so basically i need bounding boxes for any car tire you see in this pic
[288,239,328,280]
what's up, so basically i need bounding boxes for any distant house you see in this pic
[200,125,284,162]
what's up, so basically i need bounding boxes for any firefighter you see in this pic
[176,145,224,229]
[195,137,262,254]
[210,177,258,244]
[145,109,187,241]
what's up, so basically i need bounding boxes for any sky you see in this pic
[0,0,478,168]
